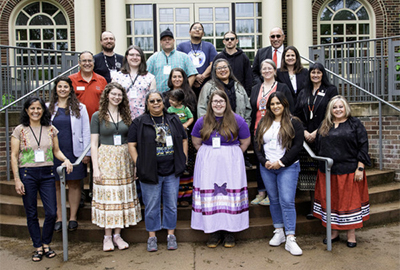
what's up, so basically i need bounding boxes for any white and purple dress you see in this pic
[191,113,250,233]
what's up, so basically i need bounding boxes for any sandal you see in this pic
[32,248,43,262]
[43,246,56,258]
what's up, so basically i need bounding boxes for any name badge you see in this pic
[192,57,200,66]
[212,136,221,149]
[163,65,172,75]
[317,92,325,97]
[129,89,138,99]
[110,69,118,80]
[268,139,277,150]
[166,135,173,147]
[76,86,85,91]
[113,135,122,146]
[34,149,45,163]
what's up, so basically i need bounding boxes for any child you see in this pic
[167,89,194,130]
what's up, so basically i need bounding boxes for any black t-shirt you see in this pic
[93,52,124,83]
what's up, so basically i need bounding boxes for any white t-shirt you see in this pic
[262,121,285,162]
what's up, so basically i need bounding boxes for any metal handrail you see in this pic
[56,144,91,262]
[308,35,400,48]
[302,142,334,251]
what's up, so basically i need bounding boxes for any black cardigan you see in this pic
[276,68,308,105]
[254,117,304,167]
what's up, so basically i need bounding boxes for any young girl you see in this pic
[167,89,194,130]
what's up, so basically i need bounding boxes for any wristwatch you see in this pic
[357,167,364,171]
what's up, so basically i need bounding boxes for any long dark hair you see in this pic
[279,46,304,74]
[120,45,148,76]
[21,96,51,126]
[48,76,81,118]
[256,92,296,150]
[167,68,197,112]
[211,58,240,90]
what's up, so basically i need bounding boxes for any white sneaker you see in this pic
[285,236,303,256]
[269,228,285,246]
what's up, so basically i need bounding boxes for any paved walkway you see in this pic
[1,222,399,270]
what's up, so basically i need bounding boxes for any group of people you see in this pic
[11,24,371,261]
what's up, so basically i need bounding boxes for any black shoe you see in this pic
[54,221,62,232]
[306,213,316,220]
[323,235,340,244]
[223,233,236,248]
[68,220,78,231]
[207,232,221,248]
[346,241,357,248]
[245,160,253,169]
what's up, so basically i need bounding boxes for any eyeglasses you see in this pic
[224,37,235,41]
[128,53,141,58]
[192,27,203,31]
[149,98,163,104]
[212,100,226,105]
[216,65,229,71]
[270,35,282,39]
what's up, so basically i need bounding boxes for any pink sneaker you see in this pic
[113,235,129,250]
[103,236,114,252]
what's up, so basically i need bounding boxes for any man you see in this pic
[252,27,285,85]
[177,22,217,96]
[213,31,252,96]
[147,28,198,93]
[69,51,107,120]
[93,31,124,83]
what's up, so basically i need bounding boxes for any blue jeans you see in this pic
[140,174,180,232]
[259,162,300,235]
[19,167,57,248]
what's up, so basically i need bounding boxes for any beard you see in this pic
[102,44,115,53]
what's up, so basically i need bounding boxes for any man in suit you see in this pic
[252,27,285,85]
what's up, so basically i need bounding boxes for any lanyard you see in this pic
[190,42,202,56]
[262,81,277,97]
[29,125,42,149]
[307,88,320,113]
[128,74,138,92]
[108,109,119,134]
[104,53,117,70]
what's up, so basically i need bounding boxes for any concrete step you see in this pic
[1,201,398,243]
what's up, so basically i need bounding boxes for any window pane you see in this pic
[159,9,173,22]
[57,42,68,50]
[215,23,229,36]
[203,23,213,36]
[238,36,254,49]
[127,21,132,35]
[236,19,254,33]
[43,42,54,49]
[328,0,343,12]
[160,24,173,33]
[215,8,229,21]
[333,10,356,20]
[334,37,344,43]
[54,12,67,25]
[320,24,331,35]
[357,7,369,20]
[256,3,262,17]
[320,37,331,44]
[256,35,261,48]
[24,2,40,16]
[30,29,41,40]
[346,0,361,11]
[16,43,28,48]
[30,15,54,25]
[135,37,153,51]
[333,24,343,35]
[16,13,29,25]
[176,8,190,22]
[56,29,68,39]
[134,5,152,19]
[30,42,41,48]
[176,39,189,46]
[126,5,132,18]
[346,37,357,42]
[43,2,58,16]
[134,21,153,35]
[43,29,54,40]
[256,19,262,33]
[320,7,333,21]
[236,3,253,17]
[176,24,189,37]
[359,24,369,34]
[346,24,356,35]
[199,8,213,21]
[216,38,224,51]
[16,29,27,40]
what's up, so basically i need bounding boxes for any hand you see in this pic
[62,159,73,174]
[196,74,205,84]
[15,179,25,196]
[269,161,282,170]
[354,170,364,182]
[193,81,201,88]
[264,161,272,169]
[93,169,102,184]
[82,156,91,164]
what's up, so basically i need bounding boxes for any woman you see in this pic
[197,58,251,126]
[191,90,251,248]
[254,92,304,256]
[250,59,294,206]
[11,96,73,262]
[91,82,142,252]
[294,62,338,217]
[112,45,156,120]
[277,46,308,105]
[47,76,90,232]
[128,90,188,252]
[314,95,371,248]
[166,68,198,207]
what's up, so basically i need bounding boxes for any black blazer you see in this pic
[250,81,294,134]
[294,84,338,133]
[252,46,274,85]
[276,68,308,105]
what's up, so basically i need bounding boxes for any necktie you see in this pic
[273,49,278,66]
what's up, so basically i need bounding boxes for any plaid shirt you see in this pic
[146,49,198,93]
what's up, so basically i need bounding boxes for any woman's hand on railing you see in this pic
[62,159,73,174]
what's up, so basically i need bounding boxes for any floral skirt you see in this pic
[92,144,142,229]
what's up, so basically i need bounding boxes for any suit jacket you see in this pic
[277,68,308,105]
[47,102,91,157]
[252,46,284,86]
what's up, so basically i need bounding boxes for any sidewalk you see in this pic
[1,222,399,270]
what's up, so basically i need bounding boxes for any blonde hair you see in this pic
[318,95,351,136]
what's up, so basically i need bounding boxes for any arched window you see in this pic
[14,1,69,51]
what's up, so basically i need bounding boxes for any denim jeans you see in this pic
[259,162,300,235]
[140,174,180,232]
[19,166,57,248]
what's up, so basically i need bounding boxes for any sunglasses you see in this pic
[149,99,163,104]
[224,37,235,41]
[270,35,282,39]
